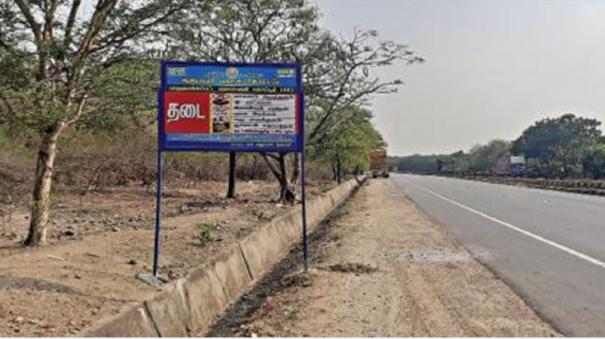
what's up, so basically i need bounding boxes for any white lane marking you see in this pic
[406,179,605,270]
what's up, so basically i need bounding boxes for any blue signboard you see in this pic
[147,61,309,280]
[158,61,304,152]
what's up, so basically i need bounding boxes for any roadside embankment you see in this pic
[79,176,365,337]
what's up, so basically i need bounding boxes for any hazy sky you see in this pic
[315,0,605,155]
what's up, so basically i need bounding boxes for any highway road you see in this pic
[394,174,605,336]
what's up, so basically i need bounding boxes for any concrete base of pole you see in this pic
[136,272,169,286]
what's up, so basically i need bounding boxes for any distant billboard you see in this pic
[158,61,303,152]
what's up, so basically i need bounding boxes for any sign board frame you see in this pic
[158,61,304,153]
[150,61,308,281]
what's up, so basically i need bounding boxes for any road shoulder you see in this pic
[210,179,559,337]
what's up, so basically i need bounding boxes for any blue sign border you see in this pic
[158,61,304,153]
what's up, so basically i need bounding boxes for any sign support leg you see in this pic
[300,150,309,272]
[153,151,163,277]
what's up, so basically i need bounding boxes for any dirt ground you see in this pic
[0,180,331,337]
[210,179,559,337]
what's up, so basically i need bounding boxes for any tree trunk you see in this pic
[261,153,296,203]
[226,152,236,199]
[278,153,296,202]
[332,163,338,181]
[25,125,63,246]
[290,153,300,186]
[336,155,342,184]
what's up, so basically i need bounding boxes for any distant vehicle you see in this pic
[369,148,389,178]
[495,155,526,177]
[510,155,526,177]
[495,156,510,176]
[437,158,456,173]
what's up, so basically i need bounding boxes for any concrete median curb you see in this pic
[239,212,298,280]
[81,303,159,337]
[144,279,191,337]
[209,245,254,301]
[184,264,229,335]
[79,176,367,337]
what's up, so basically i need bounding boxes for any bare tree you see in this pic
[265,28,423,201]
[304,29,423,147]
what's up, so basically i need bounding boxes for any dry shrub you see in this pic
[54,128,156,192]
[164,153,270,184]
[0,148,33,204]
[2,125,332,203]
[164,152,227,183]
[306,161,333,181]
[236,154,270,180]
[55,128,233,191]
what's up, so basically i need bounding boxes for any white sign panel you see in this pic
[232,94,297,135]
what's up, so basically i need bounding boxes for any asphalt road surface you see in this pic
[394,174,605,336]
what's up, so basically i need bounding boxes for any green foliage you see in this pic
[81,59,158,133]
[512,114,602,178]
[167,0,319,63]
[466,140,511,173]
[197,223,216,247]
[0,0,189,139]
[581,143,605,179]
[308,106,385,180]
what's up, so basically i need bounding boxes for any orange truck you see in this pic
[369,148,389,178]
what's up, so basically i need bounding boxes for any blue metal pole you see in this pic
[152,150,163,276]
[297,61,308,272]
[301,149,309,272]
